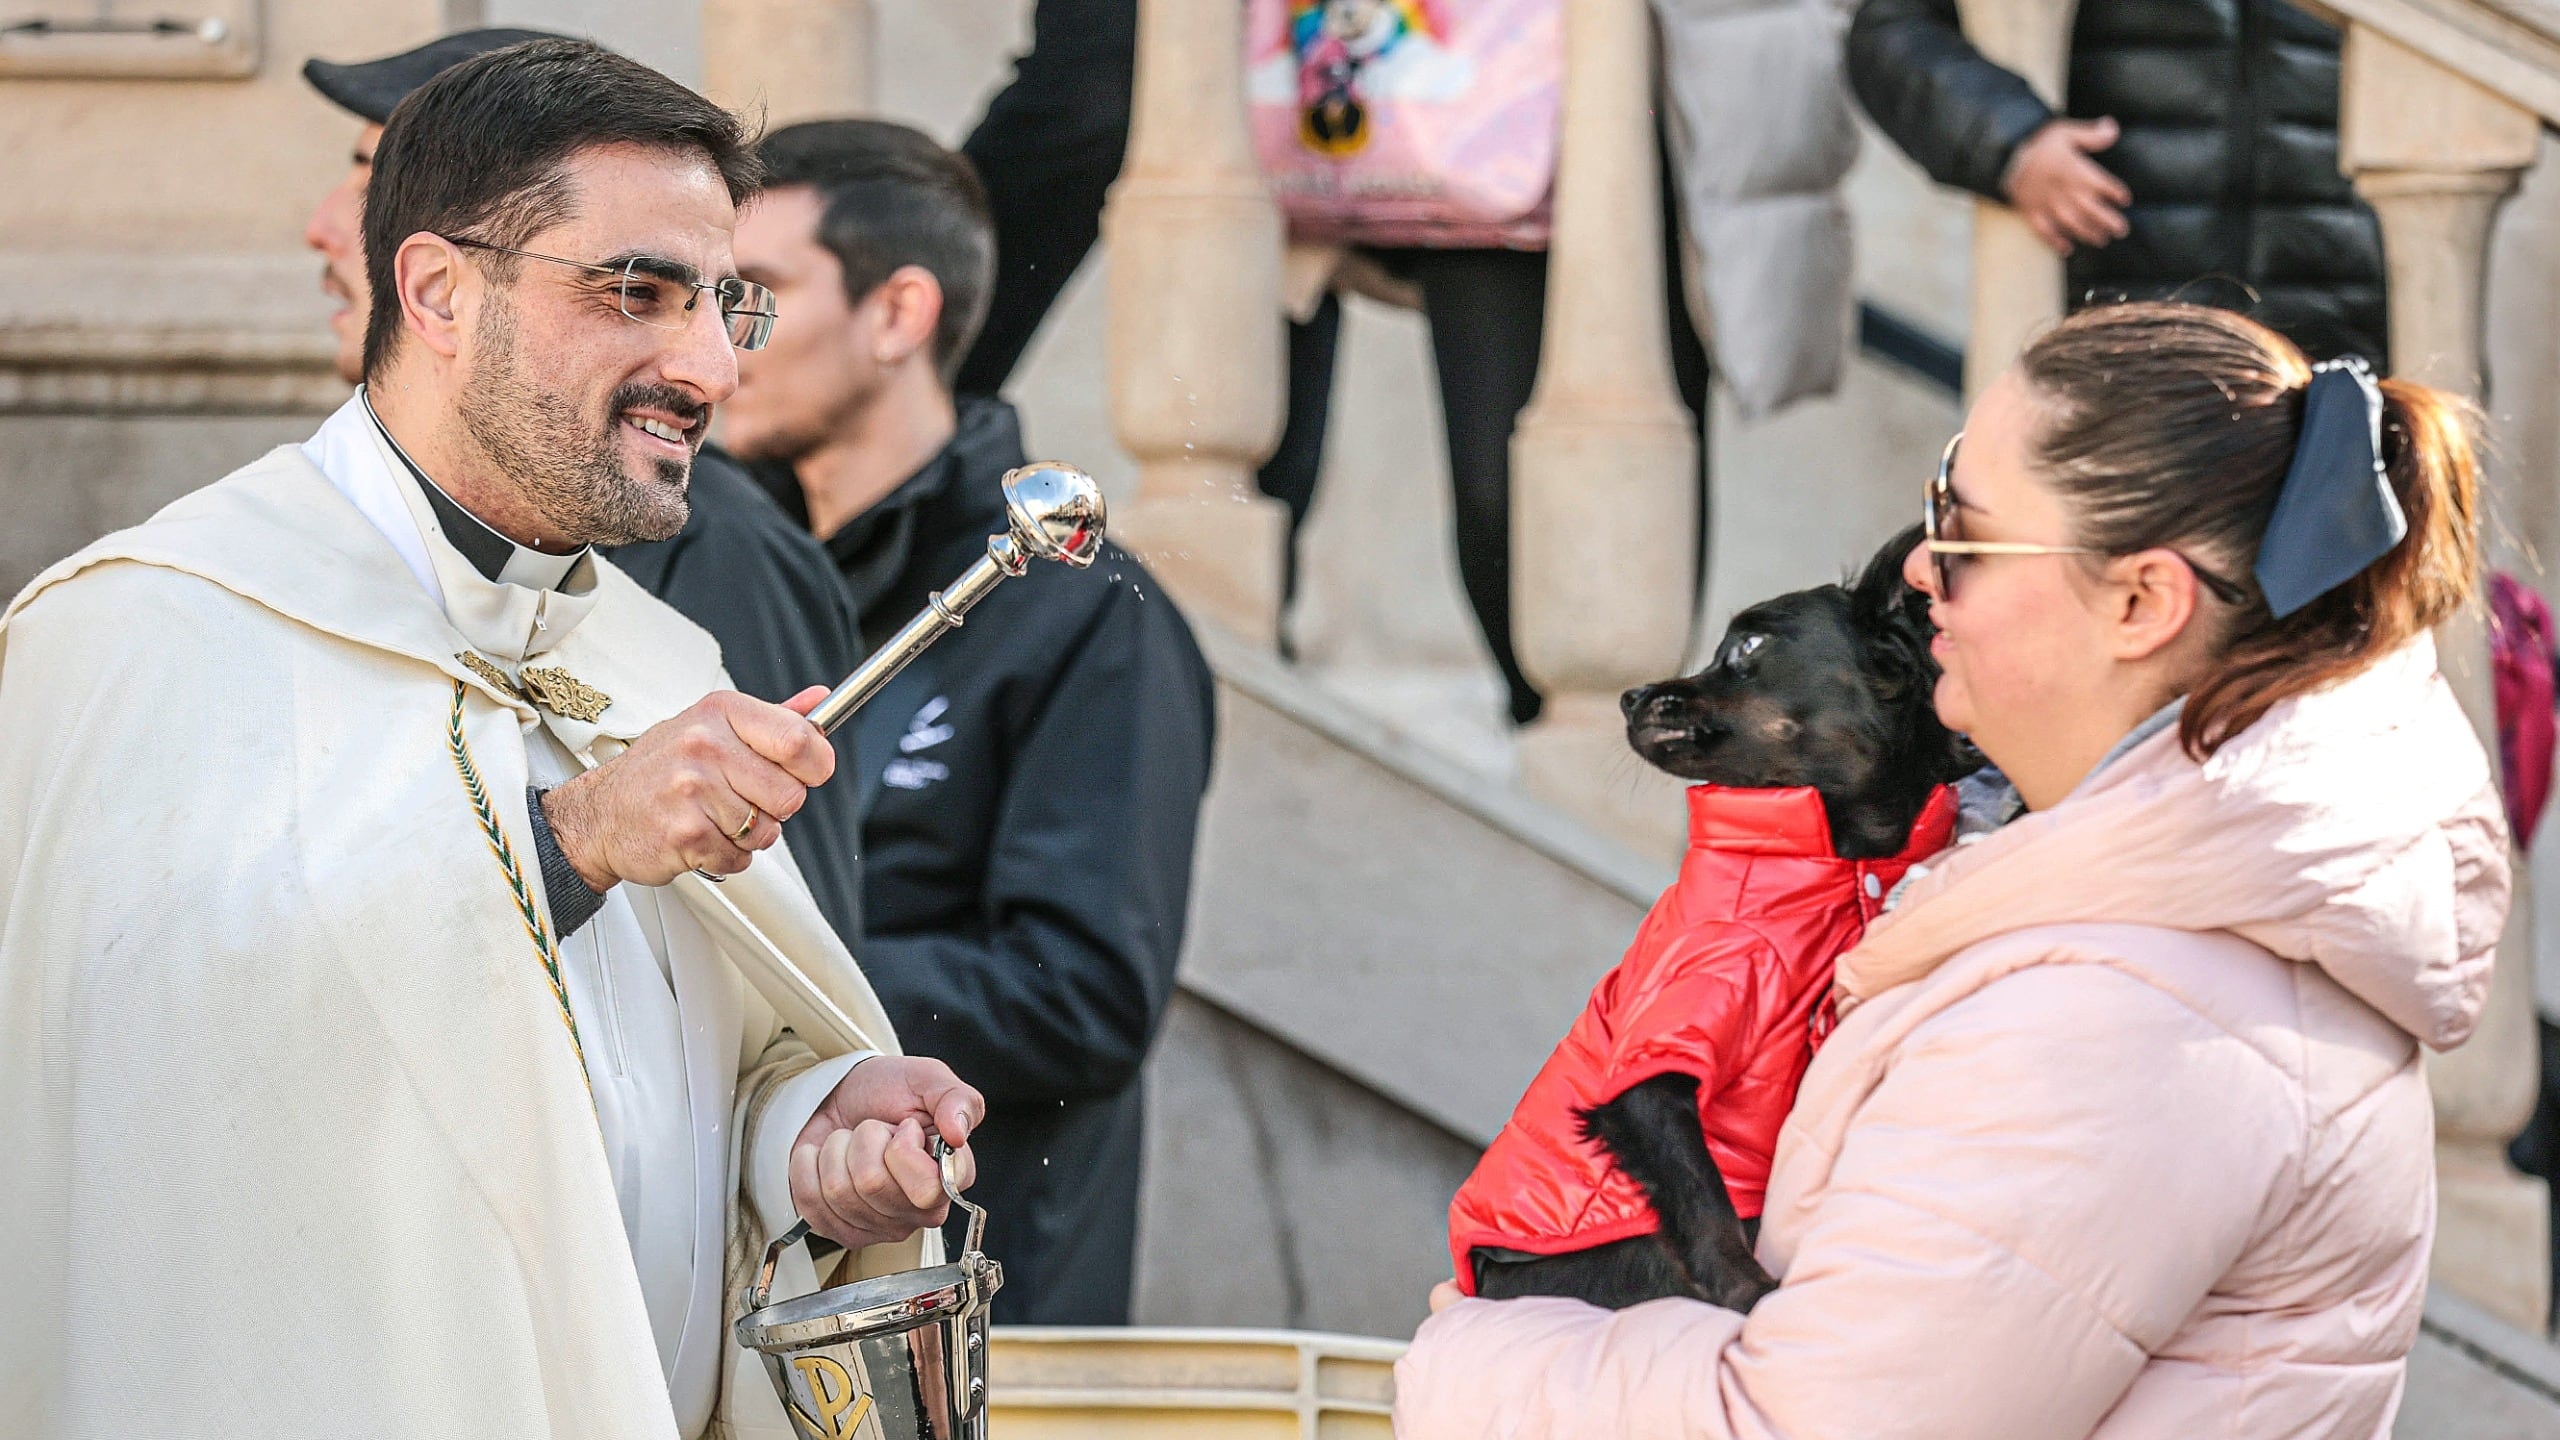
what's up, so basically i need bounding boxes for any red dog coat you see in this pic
[1448,783,1956,1290]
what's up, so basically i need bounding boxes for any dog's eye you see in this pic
[1710,630,1771,671]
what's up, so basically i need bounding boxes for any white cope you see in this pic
[303,392,869,1436]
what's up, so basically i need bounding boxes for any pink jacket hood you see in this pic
[1844,636,2508,1049]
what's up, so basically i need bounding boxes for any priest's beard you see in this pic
[458,298,694,545]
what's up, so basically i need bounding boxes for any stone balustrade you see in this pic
[1097,0,1292,646]
[698,0,871,125]
[1506,0,1700,856]
[2339,19,2549,1334]
[1951,0,2076,399]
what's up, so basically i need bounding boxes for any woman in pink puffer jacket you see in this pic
[1393,302,2510,1439]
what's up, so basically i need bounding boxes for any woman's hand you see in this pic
[1429,1279,1465,1314]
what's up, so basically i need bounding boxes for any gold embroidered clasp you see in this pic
[519,665,612,723]
[456,650,525,702]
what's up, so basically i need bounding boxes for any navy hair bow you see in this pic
[2253,357,2406,619]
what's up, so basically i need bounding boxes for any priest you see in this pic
[0,39,979,1440]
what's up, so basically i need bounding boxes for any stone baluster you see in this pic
[2340,24,2548,1334]
[699,0,871,126]
[1952,0,2078,398]
[1099,0,1289,645]
[1508,0,1699,857]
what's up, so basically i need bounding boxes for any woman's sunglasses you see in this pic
[1922,433,2248,605]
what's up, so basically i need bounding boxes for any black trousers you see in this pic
[1258,211,1713,726]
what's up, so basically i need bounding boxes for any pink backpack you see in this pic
[1245,0,1560,249]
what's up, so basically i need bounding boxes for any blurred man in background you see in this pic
[723,117,1216,1324]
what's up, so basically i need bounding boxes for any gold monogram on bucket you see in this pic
[786,1356,875,1439]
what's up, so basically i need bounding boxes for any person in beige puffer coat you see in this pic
[1393,300,2510,1439]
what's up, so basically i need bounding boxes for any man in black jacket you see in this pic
[301,29,869,941]
[722,119,1216,1323]
[1847,0,2388,363]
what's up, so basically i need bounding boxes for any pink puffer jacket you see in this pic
[1394,639,2509,1439]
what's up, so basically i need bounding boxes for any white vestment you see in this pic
[0,403,922,1439]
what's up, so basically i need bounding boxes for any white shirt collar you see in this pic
[302,390,599,663]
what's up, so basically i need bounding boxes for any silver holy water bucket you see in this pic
[736,1140,1003,1440]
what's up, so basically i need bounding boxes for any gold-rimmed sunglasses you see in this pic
[1922,433,2248,604]
[445,236,778,350]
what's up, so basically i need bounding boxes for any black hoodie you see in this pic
[752,394,1215,1322]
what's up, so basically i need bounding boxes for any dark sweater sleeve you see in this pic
[527,785,607,939]
[1847,0,2058,201]
[856,594,1217,1105]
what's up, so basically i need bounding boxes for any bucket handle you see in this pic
[937,1135,988,1260]
[743,1136,987,1314]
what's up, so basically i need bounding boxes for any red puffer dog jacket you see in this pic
[1447,782,1956,1290]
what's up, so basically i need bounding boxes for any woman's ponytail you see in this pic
[2364,376,2483,637]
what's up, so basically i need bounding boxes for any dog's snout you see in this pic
[1624,683,1695,725]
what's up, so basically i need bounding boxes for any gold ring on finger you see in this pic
[729,807,760,845]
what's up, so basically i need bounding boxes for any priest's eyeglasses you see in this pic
[1923,433,2247,604]
[446,236,779,351]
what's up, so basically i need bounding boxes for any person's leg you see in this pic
[1399,247,1551,727]
[1255,291,1344,654]
[955,0,1139,397]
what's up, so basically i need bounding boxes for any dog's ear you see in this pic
[1848,524,1930,636]
[1850,526,1986,786]
[1849,525,1936,696]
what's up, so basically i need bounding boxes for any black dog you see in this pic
[1471,525,1977,1313]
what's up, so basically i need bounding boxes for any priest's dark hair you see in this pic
[360,37,762,379]
[756,119,996,384]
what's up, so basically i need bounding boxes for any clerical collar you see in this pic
[362,394,588,592]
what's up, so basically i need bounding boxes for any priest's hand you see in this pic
[792,1055,984,1252]
[542,685,835,889]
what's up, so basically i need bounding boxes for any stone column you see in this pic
[1952,0,2077,399]
[699,0,871,125]
[2340,24,2548,1334]
[1508,0,1698,858]
[1099,0,1289,645]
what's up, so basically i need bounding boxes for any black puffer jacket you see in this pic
[1848,0,2387,362]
